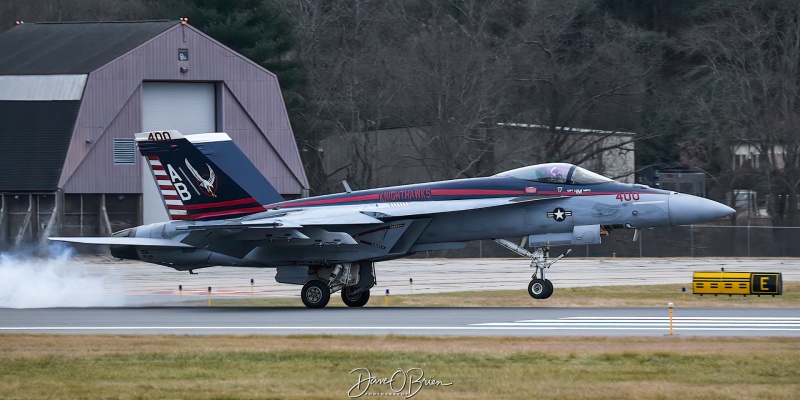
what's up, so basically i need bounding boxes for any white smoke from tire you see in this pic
[0,244,126,308]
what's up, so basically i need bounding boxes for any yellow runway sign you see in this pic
[693,272,782,296]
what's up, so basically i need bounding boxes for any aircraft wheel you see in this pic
[528,279,547,299]
[540,279,554,299]
[341,287,371,307]
[301,280,331,309]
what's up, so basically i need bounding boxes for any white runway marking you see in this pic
[3,317,800,332]
[0,326,798,332]
[472,316,800,331]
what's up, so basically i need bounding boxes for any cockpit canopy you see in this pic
[494,163,613,185]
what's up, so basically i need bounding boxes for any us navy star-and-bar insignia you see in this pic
[546,207,573,222]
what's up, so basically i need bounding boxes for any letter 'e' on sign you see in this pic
[751,273,782,295]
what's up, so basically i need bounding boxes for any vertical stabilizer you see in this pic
[136,130,276,221]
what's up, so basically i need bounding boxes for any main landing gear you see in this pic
[301,280,331,308]
[494,239,571,300]
[341,286,371,307]
[300,262,374,309]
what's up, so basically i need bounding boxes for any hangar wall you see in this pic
[140,82,217,224]
[59,23,306,196]
[0,21,309,244]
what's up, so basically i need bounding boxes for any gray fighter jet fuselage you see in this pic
[51,130,735,308]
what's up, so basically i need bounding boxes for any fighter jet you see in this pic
[51,130,735,308]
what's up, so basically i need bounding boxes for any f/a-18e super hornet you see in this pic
[51,130,735,308]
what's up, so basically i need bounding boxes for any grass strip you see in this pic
[1,335,798,399]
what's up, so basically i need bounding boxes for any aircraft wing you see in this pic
[363,196,566,218]
[241,206,385,227]
[49,237,192,247]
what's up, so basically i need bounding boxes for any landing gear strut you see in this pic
[494,239,571,300]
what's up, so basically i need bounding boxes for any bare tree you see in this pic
[507,0,659,176]
[390,1,514,180]
[289,0,515,189]
[676,0,800,225]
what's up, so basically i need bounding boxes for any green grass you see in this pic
[1,335,799,399]
[198,281,800,308]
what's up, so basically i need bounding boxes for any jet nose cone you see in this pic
[668,193,735,225]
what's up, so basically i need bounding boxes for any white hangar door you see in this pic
[141,82,217,224]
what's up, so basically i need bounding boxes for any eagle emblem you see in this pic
[185,159,217,197]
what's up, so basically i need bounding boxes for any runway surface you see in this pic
[2,256,797,307]
[1,307,798,337]
[2,257,798,337]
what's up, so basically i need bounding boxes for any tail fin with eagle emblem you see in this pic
[135,130,283,221]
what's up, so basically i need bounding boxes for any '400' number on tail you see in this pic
[148,131,172,141]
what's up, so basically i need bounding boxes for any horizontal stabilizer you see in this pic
[48,237,192,247]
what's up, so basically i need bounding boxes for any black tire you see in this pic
[528,279,547,299]
[341,287,371,307]
[301,280,331,309]
[540,279,554,299]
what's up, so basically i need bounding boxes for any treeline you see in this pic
[2,0,799,225]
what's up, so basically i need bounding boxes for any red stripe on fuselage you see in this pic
[283,194,381,207]
[189,206,267,220]
[430,189,523,196]
[169,198,260,210]
[535,191,621,196]
[279,187,637,209]
[283,189,526,208]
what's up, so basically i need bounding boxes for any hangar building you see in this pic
[0,20,308,245]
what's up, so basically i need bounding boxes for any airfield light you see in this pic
[208,287,212,307]
[409,278,413,294]
[385,289,390,307]
[179,285,183,302]
[250,279,254,299]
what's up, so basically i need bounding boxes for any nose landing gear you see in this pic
[528,278,554,299]
[494,239,571,300]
